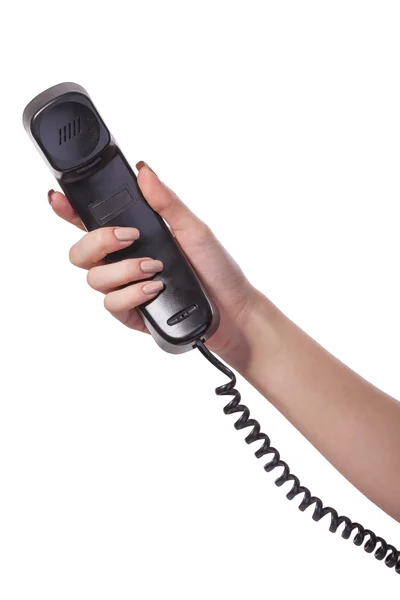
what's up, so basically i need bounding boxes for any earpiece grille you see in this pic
[58,117,81,145]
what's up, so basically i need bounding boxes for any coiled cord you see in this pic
[194,338,400,575]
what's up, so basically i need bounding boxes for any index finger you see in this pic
[48,189,86,231]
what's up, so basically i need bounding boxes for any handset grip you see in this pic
[61,147,220,353]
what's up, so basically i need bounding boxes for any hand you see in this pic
[48,162,261,371]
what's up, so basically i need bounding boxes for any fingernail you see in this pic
[114,227,140,242]
[136,160,157,176]
[142,280,164,295]
[140,259,164,274]
[48,189,55,204]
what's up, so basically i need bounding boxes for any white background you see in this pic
[1,1,400,597]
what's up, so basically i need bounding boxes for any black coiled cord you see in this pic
[194,338,400,575]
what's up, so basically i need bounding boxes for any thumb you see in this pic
[136,161,210,237]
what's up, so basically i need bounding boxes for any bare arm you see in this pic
[235,290,400,522]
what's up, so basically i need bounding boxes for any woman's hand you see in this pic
[48,161,261,371]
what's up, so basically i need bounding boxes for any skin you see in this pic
[48,161,400,524]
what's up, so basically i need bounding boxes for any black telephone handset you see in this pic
[23,82,219,354]
[23,83,400,577]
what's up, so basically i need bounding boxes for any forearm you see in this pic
[235,290,400,522]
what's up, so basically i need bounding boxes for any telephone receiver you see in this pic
[23,82,220,354]
[22,83,400,577]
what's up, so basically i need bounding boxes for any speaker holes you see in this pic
[58,117,83,145]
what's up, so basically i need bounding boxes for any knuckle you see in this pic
[90,227,110,255]
[103,293,113,312]
[68,244,78,266]
[196,221,213,242]
[93,228,107,248]
[106,227,117,247]
[86,267,98,289]
[121,260,134,281]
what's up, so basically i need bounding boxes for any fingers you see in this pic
[48,163,214,245]
[69,226,140,269]
[48,186,166,334]
[48,190,86,231]
[136,162,212,238]
[87,258,163,293]
[49,162,212,239]
[108,308,149,333]
[104,279,164,313]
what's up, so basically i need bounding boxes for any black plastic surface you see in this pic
[22,82,220,353]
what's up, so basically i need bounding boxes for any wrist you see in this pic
[216,286,283,380]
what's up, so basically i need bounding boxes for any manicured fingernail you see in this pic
[142,280,164,295]
[140,259,164,274]
[114,227,140,242]
[48,189,55,204]
[136,160,157,175]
